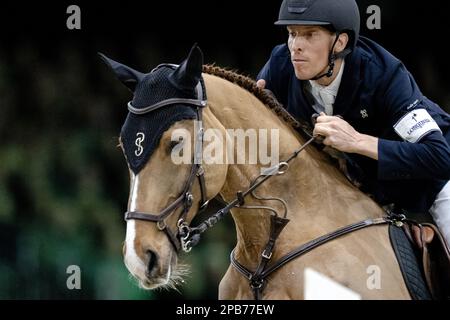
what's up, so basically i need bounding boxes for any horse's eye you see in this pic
[168,137,183,150]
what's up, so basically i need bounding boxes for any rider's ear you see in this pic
[335,33,349,54]
[98,53,144,92]
[169,44,203,92]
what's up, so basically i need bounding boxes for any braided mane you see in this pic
[203,65,300,131]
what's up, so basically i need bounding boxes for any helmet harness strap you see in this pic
[311,31,342,81]
[311,31,341,80]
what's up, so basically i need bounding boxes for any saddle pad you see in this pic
[389,225,432,300]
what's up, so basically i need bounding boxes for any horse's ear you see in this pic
[98,52,144,92]
[169,44,203,91]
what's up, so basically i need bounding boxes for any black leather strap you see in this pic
[249,215,289,299]
[231,217,390,299]
[263,217,389,278]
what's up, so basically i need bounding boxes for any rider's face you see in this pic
[287,25,336,81]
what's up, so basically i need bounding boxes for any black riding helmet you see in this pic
[275,0,360,79]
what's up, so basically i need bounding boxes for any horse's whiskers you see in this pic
[127,272,146,290]
[165,262,190,291]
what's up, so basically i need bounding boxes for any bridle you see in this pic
[124,64,210,253]
[123,64,404,299]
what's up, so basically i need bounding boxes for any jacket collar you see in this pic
[298,47,364,119]
[332,46,364,116]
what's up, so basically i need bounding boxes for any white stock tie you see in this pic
[318,89,335,116]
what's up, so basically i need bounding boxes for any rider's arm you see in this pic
[377,64,450,181]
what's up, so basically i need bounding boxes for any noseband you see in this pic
[124,64,209,253]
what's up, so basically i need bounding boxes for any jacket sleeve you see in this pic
[377,63,450,181]
[257,60,270,83]
[257,52,282,102]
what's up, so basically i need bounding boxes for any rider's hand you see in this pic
[256,79,266,89]
[313,112,379,160]
[256,79,277,101]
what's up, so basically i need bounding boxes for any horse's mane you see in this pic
[203,65,301,132]
[203,65,365,190]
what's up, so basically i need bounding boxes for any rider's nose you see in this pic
[291,36,303,51]
[145,250,158,277]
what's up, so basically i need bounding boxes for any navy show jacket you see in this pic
[257,36,450,213]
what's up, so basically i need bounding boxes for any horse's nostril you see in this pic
[146,250,158,276]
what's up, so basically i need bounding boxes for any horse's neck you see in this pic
[203,74,384,265]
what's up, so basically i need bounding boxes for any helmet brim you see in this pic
[274,20,331,26]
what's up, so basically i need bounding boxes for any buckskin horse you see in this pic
[100,45,415,299]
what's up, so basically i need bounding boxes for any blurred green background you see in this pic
[0,1,449,299]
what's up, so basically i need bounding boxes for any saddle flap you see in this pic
[411,224,435,249]
[408,222,450,300]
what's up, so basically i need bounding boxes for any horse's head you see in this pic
[101,46,228,289]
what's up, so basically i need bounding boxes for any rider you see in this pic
[256,0,450,246]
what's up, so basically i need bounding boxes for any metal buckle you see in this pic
[388,213,406,227]
[277,162,289,175]
[197,127,204,137]
[157,220,166,231]
[250,278,264,290]
[196,166,205,177]
[261,250,272,260]
[185,193,193,207]
[394,214,406,227]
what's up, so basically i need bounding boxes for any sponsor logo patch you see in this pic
[394,109,441,143]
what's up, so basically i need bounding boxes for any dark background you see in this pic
[0,1,449,299]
